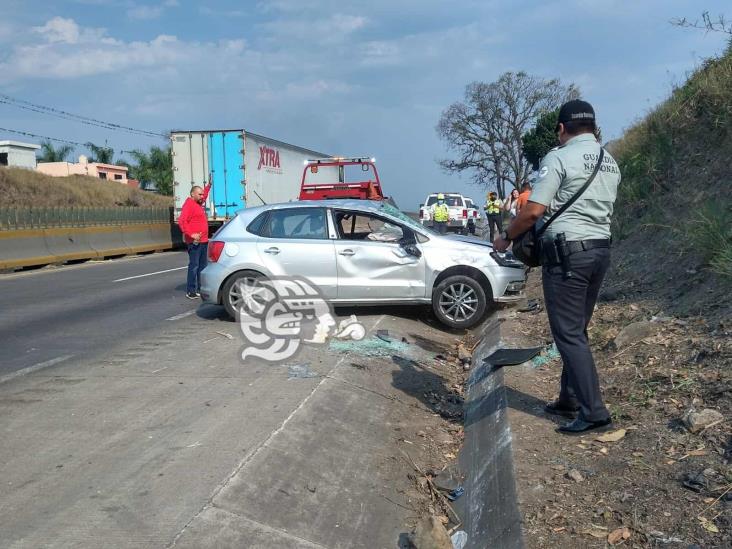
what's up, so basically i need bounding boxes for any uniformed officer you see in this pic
[483,191,503,242]
[493,99,621,435]
[431,193,450,234]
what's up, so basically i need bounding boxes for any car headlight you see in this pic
[490,251,524,269]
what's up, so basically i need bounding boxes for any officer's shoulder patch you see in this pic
[538,166,549,178]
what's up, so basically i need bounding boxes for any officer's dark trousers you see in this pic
[434,221,448,234]
[486,214,502,241]
[542,247,611,422]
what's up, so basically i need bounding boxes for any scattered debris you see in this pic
[681,408,724,434]
[595,429,626,443]
[611,320,656,349]
[376,329,393,343]
[287,363,318,379]
[446,487,464,501]
[330,337,409,357]
[566,469,585,483]
[450,530,468,549]
[408,516,452,549]
[456,344,471,367]
[531,343,560,367]
[518,298,542,313]
[607,527,631,545]
[214,331,234,340]
[681,471,708,493]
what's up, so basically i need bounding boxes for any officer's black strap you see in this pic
[536,147,605,239]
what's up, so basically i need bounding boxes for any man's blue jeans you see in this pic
[187,243,208,294]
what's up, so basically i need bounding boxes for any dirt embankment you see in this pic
[0,167,172,208]
[503,272,731,548]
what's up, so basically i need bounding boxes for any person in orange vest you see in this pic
[178,182,212,299]
[516,181,532,214]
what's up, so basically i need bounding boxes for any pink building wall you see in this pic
[37,155,128,184]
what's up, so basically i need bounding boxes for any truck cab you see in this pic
[299,157,385,201]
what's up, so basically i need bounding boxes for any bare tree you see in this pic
[437,72,579,198]
[671,11,732,35]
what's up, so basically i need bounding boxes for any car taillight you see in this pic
[208,241,225,262]
[462,209,468,218]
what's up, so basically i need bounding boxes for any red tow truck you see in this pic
[298,157,386,201]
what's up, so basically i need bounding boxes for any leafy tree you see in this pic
[37,140,73,162]
[128,146,173,195]
[521,108,560,171]
[85,142,115,164]
[437,72,578,198]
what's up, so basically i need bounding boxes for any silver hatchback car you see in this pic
[200,199,526,329]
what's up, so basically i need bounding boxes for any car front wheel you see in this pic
[432,275,488,329]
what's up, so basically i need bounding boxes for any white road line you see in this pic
[0,355,74,385]
[114,266,187,282]
[166,309,198,321]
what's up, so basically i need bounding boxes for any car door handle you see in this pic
[339,249,355,256]
[264,247,280,255]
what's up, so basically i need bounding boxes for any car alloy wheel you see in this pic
[222,271,266,319]
[432,274,488,329]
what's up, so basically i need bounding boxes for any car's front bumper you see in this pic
[489,267,527,302]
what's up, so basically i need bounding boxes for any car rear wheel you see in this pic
[222,270,267,319]
[432,275,487,329]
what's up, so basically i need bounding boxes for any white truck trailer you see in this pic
[171,129,331,226]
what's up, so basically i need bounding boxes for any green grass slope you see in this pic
[607,43,731,318]
[0,167,173,209]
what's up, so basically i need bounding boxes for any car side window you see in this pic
[265,208,328,240]
[334,211,404,243]
[247,212,269,236]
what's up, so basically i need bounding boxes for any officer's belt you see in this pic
[541,238,610,265]
[563,239,611,254]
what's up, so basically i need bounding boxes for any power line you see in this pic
[0,94,168,139]
[0,126,136,155]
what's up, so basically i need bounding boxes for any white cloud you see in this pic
[128,5,164,20]
[33,17,82,44]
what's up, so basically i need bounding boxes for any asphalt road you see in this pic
[0,252,198,379]
[0,251,468,548]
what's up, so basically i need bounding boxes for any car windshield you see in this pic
[379,203,437,235]
[465,199,474,208]
[425,195,463,207]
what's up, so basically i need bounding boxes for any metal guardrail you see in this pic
[0,207,172,231]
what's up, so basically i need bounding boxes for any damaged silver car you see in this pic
[201,199,526,329]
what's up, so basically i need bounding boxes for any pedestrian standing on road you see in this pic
[431,193,450,234]
[483,191,504,242]
[504,188,520,220]
[179,183,212,299]
[515,181,532,215]
[493,99,621,435]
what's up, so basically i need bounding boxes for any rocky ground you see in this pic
[502,271,731,548]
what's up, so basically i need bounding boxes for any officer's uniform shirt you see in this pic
[529,133,621,241]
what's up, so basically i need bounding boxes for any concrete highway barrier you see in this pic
[457,318,524,549]
[0,223,183,270]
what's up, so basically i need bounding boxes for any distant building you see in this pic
[37,155,129,184]
[0,140,41,169]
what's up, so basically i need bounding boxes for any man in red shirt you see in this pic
[178,183,211,299]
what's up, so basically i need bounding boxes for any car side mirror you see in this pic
[402,243,422,258]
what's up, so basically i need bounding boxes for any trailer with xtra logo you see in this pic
[171,129,333,227]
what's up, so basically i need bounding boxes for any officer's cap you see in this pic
[557,99,595,126]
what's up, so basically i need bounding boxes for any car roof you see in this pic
[235,199,389,218]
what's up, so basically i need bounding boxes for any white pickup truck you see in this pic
[419,192,473,234]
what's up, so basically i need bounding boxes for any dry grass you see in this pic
[0,167,173,208]
[611,45,732,278]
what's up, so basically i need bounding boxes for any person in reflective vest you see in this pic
[431,194,449,234]
[483,191,503,242]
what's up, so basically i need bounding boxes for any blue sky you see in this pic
[0,0,729,208]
